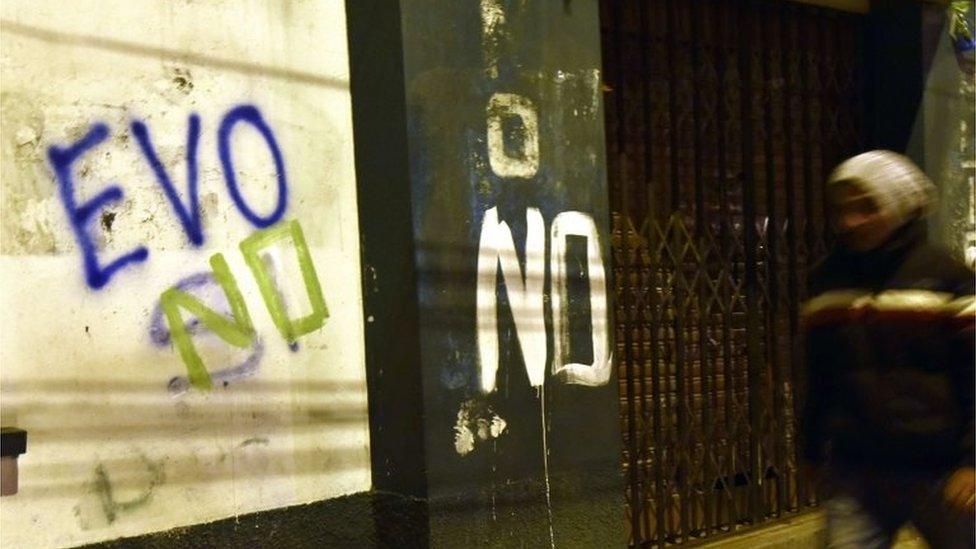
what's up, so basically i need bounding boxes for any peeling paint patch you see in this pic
[453,398,507,456]
[14,126,39,148]
[168,66,194,95]
[8,196,66,254]
[100,211,116,233]
[479,0,506,79]
[547,68,603,118]
[589,68,602,115]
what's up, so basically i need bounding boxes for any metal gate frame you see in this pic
[600,1,864,545]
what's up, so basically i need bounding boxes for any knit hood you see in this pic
[827,150,936,232]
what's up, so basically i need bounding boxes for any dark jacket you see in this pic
[801,220,975,471]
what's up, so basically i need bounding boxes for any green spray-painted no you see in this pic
[162,220,328,390]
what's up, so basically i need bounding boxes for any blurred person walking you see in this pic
[801,151,975,548]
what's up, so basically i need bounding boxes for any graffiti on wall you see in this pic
[160,220,327,391]
[47,104,327,392]
[475,206,611,393]
[475,4,610,396]
[47,104,288,290]
[147,271,266,395]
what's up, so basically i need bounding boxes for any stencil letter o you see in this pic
[486,93,540,179]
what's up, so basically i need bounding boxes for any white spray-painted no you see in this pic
[550,211,611,387]
[476,208,612,391]
[477,206,547,392]
[473,2,610,545]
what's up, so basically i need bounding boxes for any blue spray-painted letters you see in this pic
[217,105,288,228]
[131,114,204,245]
[51,104,289,290]
[48,123,149,290]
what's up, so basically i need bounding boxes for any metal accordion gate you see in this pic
[599,1,865,545]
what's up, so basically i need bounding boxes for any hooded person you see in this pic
[801,150,975,548]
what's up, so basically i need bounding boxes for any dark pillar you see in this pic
[347,1,625,547]
[864,0,925,160]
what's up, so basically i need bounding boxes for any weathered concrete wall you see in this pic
[0,1,369,547]
[346,0,626,544]
[398,0,625,545]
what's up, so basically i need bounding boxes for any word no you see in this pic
[478,91,610,392]
[162,219,327,391]
[477,207,609,393]
[149,272,266,396]
[47,104,288,290]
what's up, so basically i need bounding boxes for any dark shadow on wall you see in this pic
[3,378,369,499]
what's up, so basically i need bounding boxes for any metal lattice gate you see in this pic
[599,0,864,545]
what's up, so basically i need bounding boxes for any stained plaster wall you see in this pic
[0,1,369,547]
[917,3,975,265]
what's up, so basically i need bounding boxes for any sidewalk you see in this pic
[697,511,928,549]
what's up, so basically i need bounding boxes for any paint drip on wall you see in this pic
[453,398,507,456]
